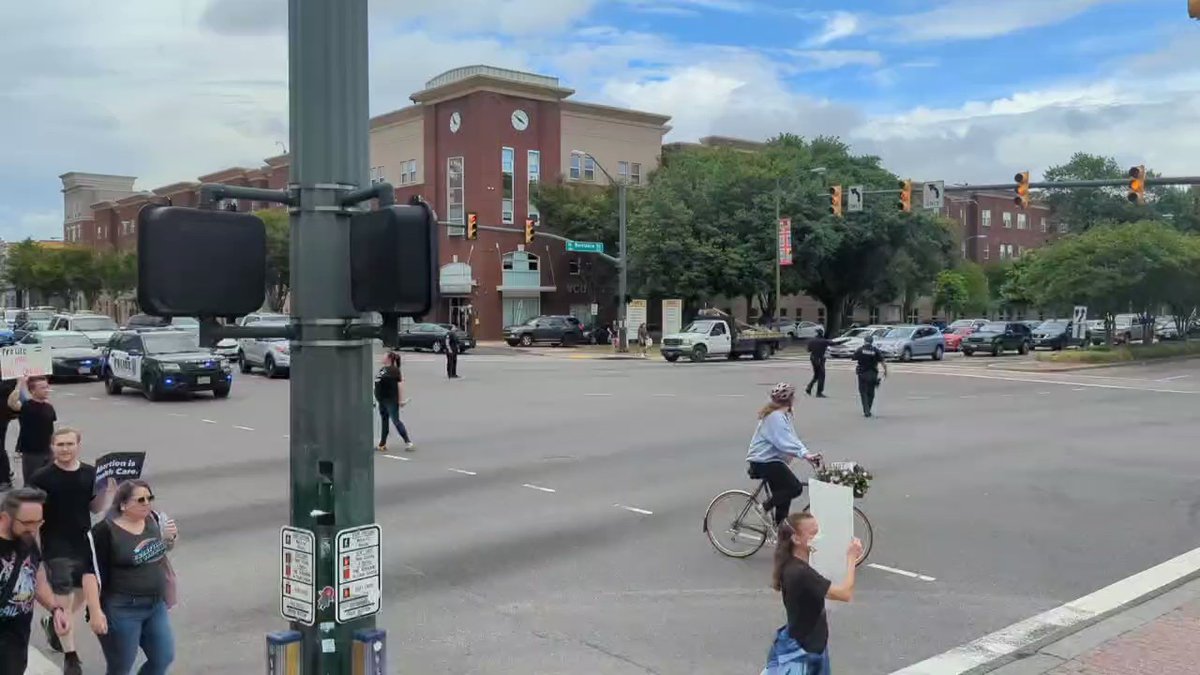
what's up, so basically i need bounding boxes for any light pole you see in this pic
[774,167,827,323]
[575,151,629,351]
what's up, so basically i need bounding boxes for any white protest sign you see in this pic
[807,478,854,586]
[0,345,51,380]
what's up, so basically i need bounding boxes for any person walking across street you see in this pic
[30,428,114,675]
[83,479,178,675]
[0,487,69,674]
[442,330,460,379]
[8,376,57,486]
[763,512,863,674]
[745,383,822,527]
[0,378,17,490]
[804,329,832,398]
[374,352,413,452]
[637,323,650,358]
[851,335,887,418]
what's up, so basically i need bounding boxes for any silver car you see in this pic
[829,325,892,358]
[874,324,946,361]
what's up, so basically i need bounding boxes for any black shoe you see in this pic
[41,614,63,652]
[816,393,827,399]
[864,411,873,418]
[64,652,82,675]
[804,388,812,396]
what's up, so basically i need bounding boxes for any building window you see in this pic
[1003,212,1013,229]
[527,150,540,220]
[1017,213,1027,230]
[907,307,919,324]
[779,308,788,318]
[868,306,880,324]
[1040,216,1048,233]
[501,147,515,224]
[631,163,642,185]
[618,161,629,183]
[583,155,596,182]
[568,259,581,276]
[983,243,990,260]
[1058,221,1069,234]
[447,156,465,229]
[406,160,417,185]
[817,307,826,326]
[1012,244,1020,259]
[569,153,581,180]
[96,224,103,238]
[369,167,385,185]
[981,209,992,228]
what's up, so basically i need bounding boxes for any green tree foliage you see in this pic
[3,240,125,309]
[933,270,969,318]
[530,181,619,304]
[957,261,990,315]
[256,209,291,312]
[96,251,138,299]
[1043,152,1140,233]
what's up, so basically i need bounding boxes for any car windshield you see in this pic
[142,333,200,354]
[884,327,915,339]
[682,321,717,334]
[841,328,872,338]
[980,322,1008,332]
[72,317,118,331]
[948,319,975,328]
[524,317,540,326]
[25,319,51,330]
[42,334,94,349]
[1037,321,1067,331]
[25,310,53,321]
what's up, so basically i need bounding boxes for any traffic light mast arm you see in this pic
[945,176,1200,192]
[442,220,622,265]
[199,183,294,208]
[340,182,397,208]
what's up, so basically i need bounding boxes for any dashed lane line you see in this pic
[447,468,477,476]
[169,413,188,418]
[614,504,653,515]
[522,483,557,493]
[201,419,218,425]
[867,563,936,582]
[380,454,410,461]
[233,425,255,431]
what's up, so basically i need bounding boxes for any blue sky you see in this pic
[1,0,1197,241]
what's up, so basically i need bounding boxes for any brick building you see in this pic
[60,65,671,339]
[942,191,1059,265]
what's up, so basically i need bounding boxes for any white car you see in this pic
[775,320,825,339]
[238,319,291,378]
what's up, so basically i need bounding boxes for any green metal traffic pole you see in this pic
[287,1,376,672]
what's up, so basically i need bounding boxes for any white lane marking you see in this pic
[907,368,1197,395]
[282,434,290,439]
[1072,388,1086,391]
[447,468,477,476]
[867,563,936,582]
[906,396,930,400]
[653,393,677,397]
[959,395,977,399]
[1156,374,1190,382]
[61,392,77,397]
[522,483,556,493]
[233,425,255,431]
[88,397,101,401]
[1037,391,1051,395]
[719,394,746,398]
[615,504,653,515]
[585,393,613,397]
[169,413,188,418]
[380,454,410,461]
[892,545,1200,674]
[201,419,218,424]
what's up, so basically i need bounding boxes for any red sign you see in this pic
[778,218,793,266]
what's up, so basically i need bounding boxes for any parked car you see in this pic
[19,331,104,380]
[659,309,785,362]
[435,324,476,351]
[504,315,585,347]
[962,321,1033,356]
[49,312,119,347]
[238,316,291,378]
[828,325,892,358]
[943,326,975,352]
[874,325,946,361]
[770,320,825,340]
[1090,313,1148,345]
[945,318,989,333]
[1031,319,1083,350]
[395,323,474,352]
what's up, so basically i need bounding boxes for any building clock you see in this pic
[511,109,529,131]
[449,111,461,133]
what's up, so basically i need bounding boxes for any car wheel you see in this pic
[239,352,252,373]
[265,356,278,379]
[932,345,944,361]
[753,343,770,361]
[664,353,679,362]
[520,334,534,347]
[690,344,708,363]
[1123,333,1132,344]
[1018,341,1030,355]
[144,378,161,402]
[900,347,912,362]
[213,385,231,399]
[963,349,974,357]
[992,343,1002,357]
[104,371,122,395]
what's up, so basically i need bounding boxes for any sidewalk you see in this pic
[986,577,1200,675]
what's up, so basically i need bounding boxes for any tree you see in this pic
[96,251,137,299]
[957,261,990,315]
[531,181,619,308]
[58,247,100,309]
[933,270,969,318]
[1043,152,1139,233]
[257,209,290,312]
[3,239,42,306]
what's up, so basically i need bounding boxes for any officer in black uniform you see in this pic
[442,329,460,379]
[851,334,888,417]
[804,328,832,398]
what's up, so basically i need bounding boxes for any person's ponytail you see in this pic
[771,520,796,591]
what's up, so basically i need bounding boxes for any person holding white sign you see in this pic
[764,512,863,675]
[746,383,822,526]
[8,376,57,485]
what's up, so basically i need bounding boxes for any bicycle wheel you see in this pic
[704,489,773,558]
[798,504,875,566]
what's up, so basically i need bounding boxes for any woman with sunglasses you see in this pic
[82,480,178,674]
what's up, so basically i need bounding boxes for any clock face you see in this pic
[449,112,461,133]
[511,109,529,131]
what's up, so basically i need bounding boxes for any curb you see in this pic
[891,546,1200,674]
[991,353,1200,373]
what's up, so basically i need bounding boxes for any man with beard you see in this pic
[0,487,68,673]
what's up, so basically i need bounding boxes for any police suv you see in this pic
[102,328,233,400]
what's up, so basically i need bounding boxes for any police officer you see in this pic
[804,328,831,398]
[442,329,460,379]
[851,335,887,417]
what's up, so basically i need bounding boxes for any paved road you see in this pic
[24,352,1200,673]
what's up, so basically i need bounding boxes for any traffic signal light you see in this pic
[1127,165,1146,205]
[898,180,912,212]
[829,185,843,218]
[524,217,535,245]
[1013,171,1030,208]
[466,212,478,240]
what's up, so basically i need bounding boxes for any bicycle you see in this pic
[702,462,874,564]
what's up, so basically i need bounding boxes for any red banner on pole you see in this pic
[778,218,793,266]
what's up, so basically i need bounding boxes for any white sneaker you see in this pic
[404,441,415,452]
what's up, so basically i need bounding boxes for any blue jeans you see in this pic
[378,400,410,445]
[765,626,831,675]
[99,595,175,675]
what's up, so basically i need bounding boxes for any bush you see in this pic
[1036,341,1200,364]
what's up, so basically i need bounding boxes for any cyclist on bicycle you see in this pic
[746,383,822,527]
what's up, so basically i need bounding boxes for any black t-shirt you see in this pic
[373,366,401,402]
[0,535,41,629]
[852,345,884,374]
[781,557,832,653]
[807,338,831,359]
[17,399,56,455]
[30,462,97,561]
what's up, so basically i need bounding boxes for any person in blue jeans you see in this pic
[375,351,414,452]
[83,479,178,675]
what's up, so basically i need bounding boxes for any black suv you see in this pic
[962,321,1033,356]
[102,329,233,400]
[504,315,585,347]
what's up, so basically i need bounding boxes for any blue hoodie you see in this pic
[746,409,811,463]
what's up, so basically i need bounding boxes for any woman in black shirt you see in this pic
[765,512,862,674]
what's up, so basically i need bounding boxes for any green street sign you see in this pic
[566,240,604,253]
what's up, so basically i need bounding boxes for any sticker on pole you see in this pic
[281,526,316,626]
[335,523,382,623]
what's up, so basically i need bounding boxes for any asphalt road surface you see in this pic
[23,351,1200,674]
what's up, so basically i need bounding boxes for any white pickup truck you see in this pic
[659,310,785,362]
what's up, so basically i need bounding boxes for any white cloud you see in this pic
[889,0,1119,42]
[804,11,861,46]
[0,208,61,243]
[619,0,756,15]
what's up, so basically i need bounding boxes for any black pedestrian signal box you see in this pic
[137,205,267,317]
[350,203,438,317]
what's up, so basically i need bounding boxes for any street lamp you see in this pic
[574,150,629,352]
